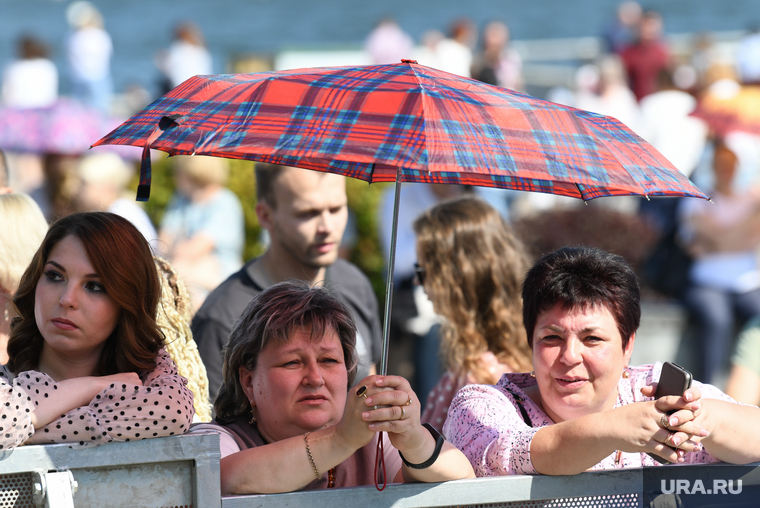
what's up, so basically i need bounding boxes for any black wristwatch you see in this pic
[399,423,445,469]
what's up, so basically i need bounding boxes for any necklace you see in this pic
[327,468,336,488]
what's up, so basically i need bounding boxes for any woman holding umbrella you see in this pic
[195,281,474,494]
[446,246,760,475]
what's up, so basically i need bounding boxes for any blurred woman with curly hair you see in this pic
[414,196,532,431]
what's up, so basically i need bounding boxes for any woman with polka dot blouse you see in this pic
[0,212,194,449]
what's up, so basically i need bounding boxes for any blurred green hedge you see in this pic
[140,155,391,301]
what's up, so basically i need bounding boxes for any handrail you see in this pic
[0,433,221,508]
[222,462,760,508]
[3,434,758,508]
[222,468,642,508]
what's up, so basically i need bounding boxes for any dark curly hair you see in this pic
[8,212,163,375]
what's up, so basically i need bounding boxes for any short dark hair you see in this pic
[214,281,358,421]
[254,162,287,208]
[521,247,640,350]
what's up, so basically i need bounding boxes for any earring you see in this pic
[622,366,630,379]
[248,400,257,425]
[529,371,536,378]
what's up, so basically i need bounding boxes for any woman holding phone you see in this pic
[446,247,760,475]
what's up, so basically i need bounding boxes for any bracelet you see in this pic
[398,423,444,469]
[304,432,321,480]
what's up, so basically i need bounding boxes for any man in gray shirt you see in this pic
[192,164,382,399]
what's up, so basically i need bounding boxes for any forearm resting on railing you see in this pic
[219,425,357,495]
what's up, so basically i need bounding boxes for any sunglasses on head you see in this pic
[414,262,425,285]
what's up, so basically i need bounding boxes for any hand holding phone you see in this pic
[648,362,693,464]
[654,362,693,400]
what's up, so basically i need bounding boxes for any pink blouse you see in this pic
[443,363,732,476]
[0,349,194,449]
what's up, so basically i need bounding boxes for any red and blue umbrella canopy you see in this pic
[93,60,708,202]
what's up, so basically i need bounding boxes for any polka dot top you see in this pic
[443,363,732,476]
[0,349,195,449]
[0,374,34,450]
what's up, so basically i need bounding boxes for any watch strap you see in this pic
[399,423,445,469]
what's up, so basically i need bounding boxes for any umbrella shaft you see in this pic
[380,171,402,376]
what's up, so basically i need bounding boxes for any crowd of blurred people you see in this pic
[364,5,760,397]
[2,0,760,429]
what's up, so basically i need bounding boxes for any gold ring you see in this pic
[356,386,368,399]
[660,415,670,428]
[404,394,412,406]
[400,407,406,420]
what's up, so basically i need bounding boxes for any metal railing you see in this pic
[222,468,642,508]
[3,432,758,508]
[221,462,760,508]
[0,433,220,508]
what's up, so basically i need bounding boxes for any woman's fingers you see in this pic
[683,385,702,403]
[664,407,698,427]
[655,395,701,415]
[641,383,657,398]
[666,432,704,452]
[372,374,413,392]
[357,375,417,412]
[364,389,413,408]
[362,403,413,422]
[669,420,710,439]
[651,440,682,463]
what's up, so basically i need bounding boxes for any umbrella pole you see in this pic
[379,171,402,376]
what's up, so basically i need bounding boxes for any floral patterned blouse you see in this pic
[444,363,733,476]
[0,349,194,450]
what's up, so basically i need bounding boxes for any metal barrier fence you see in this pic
[222,462,760,508]
[0,434,220,508]
[222,468,642,508]
[2,434,758,508]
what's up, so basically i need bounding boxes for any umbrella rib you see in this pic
[406,62,431,179]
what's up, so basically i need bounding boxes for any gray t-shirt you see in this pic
[192,257,382,399]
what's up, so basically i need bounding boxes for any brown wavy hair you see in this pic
[414,196,532,383]
[8,212,163,375]
[215,281,357,422]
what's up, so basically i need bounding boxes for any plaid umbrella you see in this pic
[93,60,708,375]
[94,61,706,202]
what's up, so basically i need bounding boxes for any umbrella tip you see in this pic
[401,59,418,64]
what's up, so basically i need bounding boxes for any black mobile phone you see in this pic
[648,362,693,464]
[655,362,693,400]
